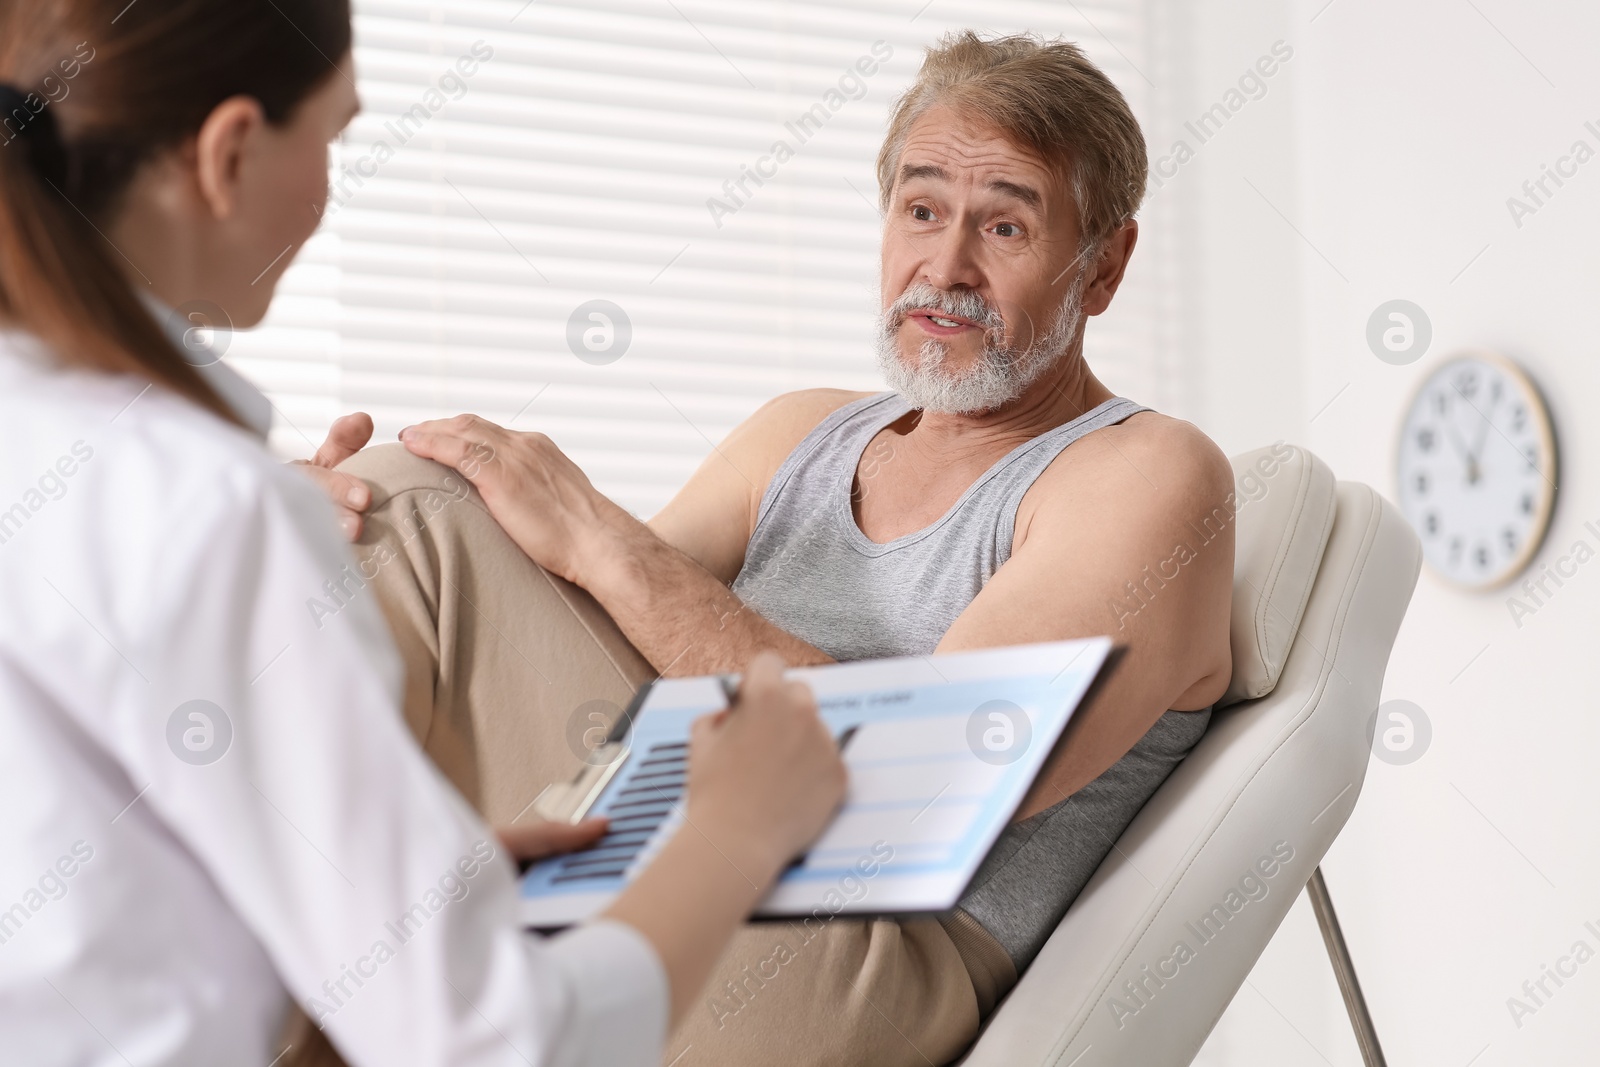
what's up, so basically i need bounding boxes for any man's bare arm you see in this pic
[395,390,864,676]
[580,519,833,676]
[646,388,865,581]
[937,416,1235,820]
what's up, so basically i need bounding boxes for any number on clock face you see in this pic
[1396,354,1555,589]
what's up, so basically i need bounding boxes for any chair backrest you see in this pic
[959,445,1421,1066]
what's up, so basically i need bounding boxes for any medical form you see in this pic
[519,637,1116,928]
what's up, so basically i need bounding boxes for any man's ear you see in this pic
[192,95,267,220]
[1082,218,1139,317]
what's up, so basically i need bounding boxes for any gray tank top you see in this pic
[732,390,1213,978]
[732,391,1148,659]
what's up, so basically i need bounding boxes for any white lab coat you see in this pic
[0,328,666,1066]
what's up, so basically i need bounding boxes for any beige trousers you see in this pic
[280,443,1007,1067]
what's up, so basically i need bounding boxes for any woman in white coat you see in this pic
[0,2,845,1064]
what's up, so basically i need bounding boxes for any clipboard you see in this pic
[520,638,1119,928]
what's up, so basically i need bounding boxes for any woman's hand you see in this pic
[496,817,610,865]
[601,652,846,1026]
[685,652,848,877]
[398,414,622,584]
[291,412,375,541]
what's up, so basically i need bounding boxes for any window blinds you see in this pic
[230,0,1163,518]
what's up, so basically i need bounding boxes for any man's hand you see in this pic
[398,414,622,583]
[293,412,375,541]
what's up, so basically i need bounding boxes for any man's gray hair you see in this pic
[875,32,1148,259]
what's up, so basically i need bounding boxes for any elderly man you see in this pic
[302,30,1233,1067]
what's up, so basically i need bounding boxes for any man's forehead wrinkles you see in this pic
[900,151,1051,182]
[898,134,1054,188]
[901,158,1050,184]
[898,159,1057,209]
[901,124,996,154]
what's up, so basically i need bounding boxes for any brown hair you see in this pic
[0,0,351,424]
[877,32,1148,259]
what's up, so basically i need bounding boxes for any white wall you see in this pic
[1182,0,1600,1062]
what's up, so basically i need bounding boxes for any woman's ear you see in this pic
[192,95,267,220]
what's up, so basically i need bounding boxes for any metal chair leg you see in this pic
[1306,866,1388,1067]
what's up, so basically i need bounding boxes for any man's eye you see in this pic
[994,222,1020,237]
[912,205,934,221]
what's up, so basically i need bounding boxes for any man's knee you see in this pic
[339,442,473,505]
[339,443,487,549]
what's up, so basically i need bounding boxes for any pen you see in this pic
[719,674,856,752]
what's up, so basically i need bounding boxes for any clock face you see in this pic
[1396,353,1557,589]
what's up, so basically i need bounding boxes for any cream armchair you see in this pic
[959,444,1421,1066]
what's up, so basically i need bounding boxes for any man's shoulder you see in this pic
[747,388,876,437]
[724,388,877,475]
[1100,409,1230,483]
[1031,409,1233,523]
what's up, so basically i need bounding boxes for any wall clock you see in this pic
[1396,351,1557,590]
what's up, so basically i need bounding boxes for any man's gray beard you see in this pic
[873,277,1088,415]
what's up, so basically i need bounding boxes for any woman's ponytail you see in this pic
[0,0,352,425]
[0,79,237,423]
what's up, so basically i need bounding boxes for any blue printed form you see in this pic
[520,638,1113,928]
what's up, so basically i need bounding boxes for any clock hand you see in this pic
[1444,420,1477,484]
[1469,384,1500,458]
